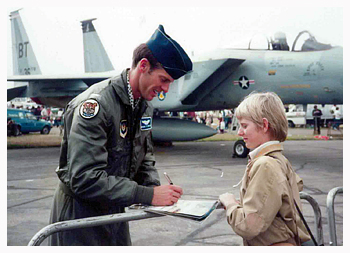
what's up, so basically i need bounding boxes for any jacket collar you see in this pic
[249,141,279,160]
[111,69,148,114]
[111,69,130,106]
[254,143,284,159]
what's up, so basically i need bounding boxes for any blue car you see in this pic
[7,108,52,136]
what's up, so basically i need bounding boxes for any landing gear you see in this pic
[232,140,249,158]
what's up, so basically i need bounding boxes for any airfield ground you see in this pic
[7,126,343,246]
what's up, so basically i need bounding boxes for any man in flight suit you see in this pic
[49,25,193,246]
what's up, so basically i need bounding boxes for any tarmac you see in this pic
[7,126,343,246]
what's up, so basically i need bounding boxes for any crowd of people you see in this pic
[8,100,343,137]
[171,109,234,133]
[186,104,343,135]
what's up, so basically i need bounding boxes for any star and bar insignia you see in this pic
[233,76,255,89]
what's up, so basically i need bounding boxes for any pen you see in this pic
[164,172,173,185]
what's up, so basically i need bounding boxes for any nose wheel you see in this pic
[232,140,249,158]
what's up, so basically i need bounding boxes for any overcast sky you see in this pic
[6,1,344,77]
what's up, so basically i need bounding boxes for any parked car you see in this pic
[7,108,52,135]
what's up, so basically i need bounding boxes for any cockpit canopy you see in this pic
[292,30,332,51]
[248,30,333,51]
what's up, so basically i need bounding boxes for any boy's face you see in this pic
[237,117,270,150]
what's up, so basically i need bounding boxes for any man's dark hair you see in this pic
[132,43,162,71]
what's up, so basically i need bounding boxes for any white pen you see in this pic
[164,172,173,185]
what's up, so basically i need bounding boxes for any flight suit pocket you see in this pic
[107,140,132,178]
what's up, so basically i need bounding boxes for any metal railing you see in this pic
[28,189,341,246]
[300,191,324,245]
[327,187,343,246]
[28,210,162,246]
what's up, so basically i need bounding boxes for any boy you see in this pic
[219,92,310,246]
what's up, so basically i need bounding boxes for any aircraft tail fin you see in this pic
[10,9,41,75]
[81,18,114,72]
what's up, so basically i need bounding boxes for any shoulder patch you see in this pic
[79,99,100,119]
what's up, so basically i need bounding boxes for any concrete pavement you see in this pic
[7,136,343,246]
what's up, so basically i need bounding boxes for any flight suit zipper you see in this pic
[128,101,148,179]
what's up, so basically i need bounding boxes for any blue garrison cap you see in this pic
[146,25,193,80]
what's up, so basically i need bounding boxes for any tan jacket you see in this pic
[226,143,311,246]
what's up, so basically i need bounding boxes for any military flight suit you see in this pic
[49,69,160,246]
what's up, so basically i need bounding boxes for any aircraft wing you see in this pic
[151,57,244,111]
[7,72,117,103]
[7,72,116,83]
[7,85,28,101]
[181,58,244,106]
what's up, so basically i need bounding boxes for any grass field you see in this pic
[7,127,342,149]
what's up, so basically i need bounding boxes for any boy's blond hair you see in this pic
[235,92,288,142]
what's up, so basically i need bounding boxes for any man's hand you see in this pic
[219,192,239,209]
[152,185,183,206]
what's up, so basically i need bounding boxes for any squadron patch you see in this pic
[79,99,100,119]
[140,117,152,131]
[120,120,128,138]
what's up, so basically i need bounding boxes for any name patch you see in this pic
[140,117,152,131]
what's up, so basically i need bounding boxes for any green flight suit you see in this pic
[49,69,160,245]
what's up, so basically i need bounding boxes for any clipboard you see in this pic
[144,199,219,221]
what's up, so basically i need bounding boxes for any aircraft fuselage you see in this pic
[151,46,343,112]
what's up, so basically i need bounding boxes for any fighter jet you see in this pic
[80,18,343,149]
[152,31,342,111]
[81,26,343,112]
[7,10,114,107]
[7,10,216,142]
[8,10,343,143]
